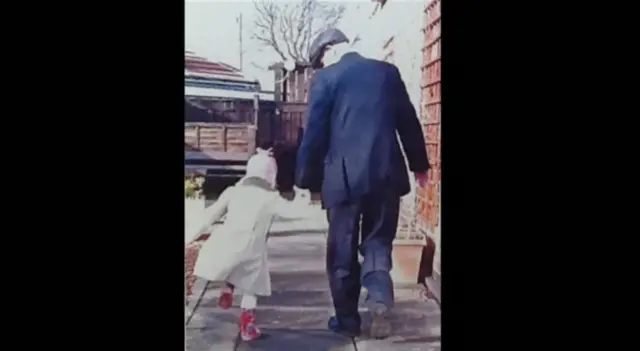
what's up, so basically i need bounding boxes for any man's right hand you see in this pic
[414,171,428,187]
[293,186,312,205]
[256,147,274,157]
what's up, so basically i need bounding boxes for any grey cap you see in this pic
[308,28,349,68]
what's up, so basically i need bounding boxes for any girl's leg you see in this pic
[239,294,262,341]
[240,294,257,309]
[218,282,234,309]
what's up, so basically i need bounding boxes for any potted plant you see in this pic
[391,212,428,285]
[185,173,205,199]
[185,173,206,223]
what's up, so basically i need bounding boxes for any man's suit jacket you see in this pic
[295,53,430,209]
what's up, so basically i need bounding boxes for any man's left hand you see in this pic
[414,171,428,187]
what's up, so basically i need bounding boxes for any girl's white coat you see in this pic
[185,182,305,296]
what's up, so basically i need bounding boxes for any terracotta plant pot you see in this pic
[418,236,437,281]
[391,238,427,285]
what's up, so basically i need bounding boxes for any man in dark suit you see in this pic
[295,29,430,339]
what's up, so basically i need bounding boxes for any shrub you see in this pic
[185,174,205,199]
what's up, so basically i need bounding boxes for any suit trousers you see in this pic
[326,191,400,328]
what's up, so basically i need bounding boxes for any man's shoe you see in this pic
[328,316,360,337]
[369,303,392,339]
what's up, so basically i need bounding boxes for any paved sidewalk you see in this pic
[186,206,441,351]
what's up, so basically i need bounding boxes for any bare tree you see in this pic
[252,0,346,64]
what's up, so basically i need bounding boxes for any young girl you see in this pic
[185,149,306,341]
[250,141,277,189]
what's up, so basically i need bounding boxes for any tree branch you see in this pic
[252,0,287,61]
[293,0,314,60]
[252,0,346,65]
[277,4,301,62]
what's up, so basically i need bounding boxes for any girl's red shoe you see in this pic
[218,292,233,309]
[240,310,262,341]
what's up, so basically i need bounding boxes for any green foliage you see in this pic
[185,174,205,199]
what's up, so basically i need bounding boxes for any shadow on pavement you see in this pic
[269,228,327,237]
[358,308,440,340]
[186,307,240,350]
[261,290,332,308]
[273,215,319,223]
[187,328,236,351]
[236,329,356,351]
[393,335,441,344]
[260,290,437,311]
[269,270,329,291]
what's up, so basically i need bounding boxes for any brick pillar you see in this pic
[418,0,441,276]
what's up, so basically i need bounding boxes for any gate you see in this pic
[267,63,314,191]
[266,102,307,191]
[257,102,307,148]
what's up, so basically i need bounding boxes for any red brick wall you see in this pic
[417,0,441,273]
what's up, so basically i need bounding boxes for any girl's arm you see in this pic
[268,157,278,189]
[273,194,317,220]
[185,186,234,245]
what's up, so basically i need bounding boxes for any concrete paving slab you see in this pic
[196,290,439,315]
[267,234,326,252]
[186,278,210,324]
[358,286,440,314]
[235,329,355,351]
[354,338,440,351]
[195,290,332,311]
[186,304,240,329]
[186,326,238,351]
[270,269,330,290]
[269,222,328,236]
[269,207,328,233]
[267,254,326,273]
[354,298,440,351]
[260,289,333,308]
[185,203,439,351]
[186,280,240,351]
[198,272,330,305]
[255,306,335,330]
[191,303,333,330]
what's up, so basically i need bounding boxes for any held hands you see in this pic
[293,186,312,205]
[256,147,274,157]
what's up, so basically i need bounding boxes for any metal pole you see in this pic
[253,94,259,126]
[247,94,259,155]
[238,13,243,71]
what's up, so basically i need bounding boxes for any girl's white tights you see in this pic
[222,283,257,309]
[240,294,257,310]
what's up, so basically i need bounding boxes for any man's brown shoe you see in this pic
[369,303,392,339]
